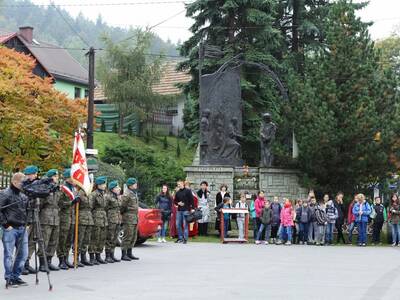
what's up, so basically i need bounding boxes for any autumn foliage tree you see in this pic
[0,47,86,171]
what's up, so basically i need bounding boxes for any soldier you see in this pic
[105,180,122,263]
[120,178,140,261]
[77,185,94,266]
[22,165,39,275]
[88,176,108,265]
[37,169,60,272]
[57,169,76,270]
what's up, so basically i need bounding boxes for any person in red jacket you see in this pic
[255,191,267,233]
[347,195,357,244]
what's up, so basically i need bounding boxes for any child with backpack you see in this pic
[298,200,311,245]
[315,200,328,246]
[325,199,338,245]
[235,193,249,240]
[255,201,272,244]
[280,199,295,245]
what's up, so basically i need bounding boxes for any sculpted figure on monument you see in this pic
[260,112,277,167]
[221,117,242,160]
[200,109,211,158]
[210,111,225,154]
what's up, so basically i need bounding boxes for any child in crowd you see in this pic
[235,193,248,240]
[352,193,371,247]
[294,199,302,243]
[280,199,294,245]
[315,200,328,246]
[255,201,272,244]
[308,194,317,244]
[270,196,281,244]
[222,196,232,238]
[389,194,400,246]
[325,199,338,245]
[371,196,387,245]
[347,195,357,244]
[298,200,311,245]
[249,196,257,240]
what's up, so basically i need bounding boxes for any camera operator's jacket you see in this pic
[0,186,29,227]
[120,189,139,225]
[90,189,108,227]
[39,191,61,225]
[78,189,94,226]
[105,192,121,225]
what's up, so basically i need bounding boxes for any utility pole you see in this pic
[87,47,95,149]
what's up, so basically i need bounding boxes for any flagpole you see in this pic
[74,202,80,269]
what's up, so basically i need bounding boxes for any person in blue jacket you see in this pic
[352,193,371,247]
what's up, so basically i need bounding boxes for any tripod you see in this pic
[31,198,53,291]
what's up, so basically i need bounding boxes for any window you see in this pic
[84,89,89,98]
[74,87,81,99]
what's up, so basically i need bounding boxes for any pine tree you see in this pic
[163,136,168,150]
[127,123,133,136]
[112,122,118,133]
[101,119,106,132]
[288,0,400,193]
[176,138,181,158]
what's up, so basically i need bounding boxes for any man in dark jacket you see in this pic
[174,180,194,244]
[0,172,29,287]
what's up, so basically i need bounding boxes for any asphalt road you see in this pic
[0,242,399,300]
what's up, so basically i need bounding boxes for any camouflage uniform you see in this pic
[105,191,121,253]
[57,183,74,259]
[77,189,93,252]
[120,189,139,251]
[89,189,108,255]
[37,191,60,258]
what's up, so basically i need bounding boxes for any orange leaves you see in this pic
[0,47,86,171]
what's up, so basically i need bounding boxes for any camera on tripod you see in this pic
[22,177,59,199]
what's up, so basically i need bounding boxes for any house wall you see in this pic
[54,79,88,99]
[172,95,185,135]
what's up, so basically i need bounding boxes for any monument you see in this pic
[185,51,307,225]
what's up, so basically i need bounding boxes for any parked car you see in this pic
[118,202,162,245]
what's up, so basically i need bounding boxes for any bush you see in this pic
[163,136,168,150]
[112,122,118,133]
[96,160,126,185]
[144,129,150,143]
[176,138,181,158]
[100,120,106,132]
[127,123,133,136]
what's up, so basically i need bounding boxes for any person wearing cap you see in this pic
[105,180,122,263]
[22,165,39,276]
[77,182,94,266]
[37,169,61,272]
[57,169,76,270]
[88,176,108,265]
[120,178,140,261]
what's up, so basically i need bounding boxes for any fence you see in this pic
[0,169,12,190]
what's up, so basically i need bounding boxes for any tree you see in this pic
[112,122,118,133]
[179,0,285,164]
[100,119,106,132]
[288,0,400,193]
[163,136,168,150]
[375,35,400,77]
[0,47,86,171]
[98,29,174,136]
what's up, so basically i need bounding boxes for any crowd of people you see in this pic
[0,166,140,288]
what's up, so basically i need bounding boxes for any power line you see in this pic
[0,0,194,7]
[148,9,186,30]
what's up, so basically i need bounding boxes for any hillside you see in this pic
[0,0,180,67]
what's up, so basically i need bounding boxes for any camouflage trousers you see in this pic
[105,223,120,252]
[121,224,138,250]
[27,225,36,259]
[89,225,107,254]
[57,221,72,257]
[37,224,59,258]
[78,225,92,252]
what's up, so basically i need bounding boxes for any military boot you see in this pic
[96,253,107,264]
[58,257,69,270]
[127,248,139,260]
[111,249,120,263]
[39,257,48,273]
[105,251,114,264]
[81,252,93,266]
[89,253,99,265]
[47,257,60,271]
[24,260,37,274]
[65,256,75,269]
[121,250,131,261]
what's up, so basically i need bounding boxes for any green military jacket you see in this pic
[39,191,61,226]
[78,189,94,226]
[105,191,121,225]
[90,189,108,227]
[120,189,139,225]
[58,184,74,225]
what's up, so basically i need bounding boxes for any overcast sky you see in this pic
[31,0,400,44]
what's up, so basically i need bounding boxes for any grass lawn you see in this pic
[94,132,195,168]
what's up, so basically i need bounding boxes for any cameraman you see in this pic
[0,172,29,288]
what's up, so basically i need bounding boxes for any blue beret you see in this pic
[108,180,119,190]
[126,178,137,186]
[46,169,58,178]
[24,165,39,175]
[95,176,107,185]
[63,169,71,178]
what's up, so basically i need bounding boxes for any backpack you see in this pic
[369,206,377,219]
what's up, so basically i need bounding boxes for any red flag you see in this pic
[71,132,92,195]
[60,185,75,201]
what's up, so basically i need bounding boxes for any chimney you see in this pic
[19,26,33,44]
